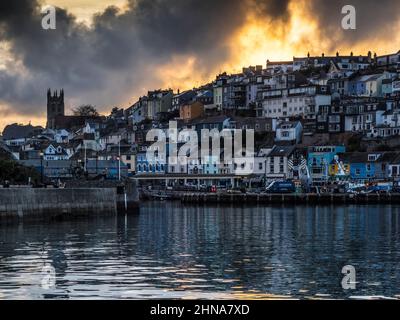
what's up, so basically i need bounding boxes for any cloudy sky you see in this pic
[1,0,400,131]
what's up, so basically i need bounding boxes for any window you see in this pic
[281,131,290,138]
[355,168,361,175]
[259,163,263,170]
[368,155,378,161]
[312,168,323,174]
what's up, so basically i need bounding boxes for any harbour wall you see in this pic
[65,180,139,213]
[181,192,400,205]
[0,188,118,222]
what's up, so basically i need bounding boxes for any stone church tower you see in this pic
[46,89,65,129]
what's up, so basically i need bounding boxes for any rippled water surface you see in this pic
[0,202,399,299]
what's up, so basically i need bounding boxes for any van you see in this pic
[266,181,296,194]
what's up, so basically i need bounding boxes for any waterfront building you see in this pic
[203,155,219,175]
[388,153,400,182]
[136,144,167,175]
[307,146,346,185]
[334,152,397,182]
[265,145,296,181]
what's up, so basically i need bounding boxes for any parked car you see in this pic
[367,185,391,194]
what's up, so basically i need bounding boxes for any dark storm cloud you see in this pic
[307,0,400,50]
[0,0,268,115]
[252,0,290,20]
[3,0,397,118]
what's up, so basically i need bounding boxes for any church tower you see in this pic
[46,89,65,129]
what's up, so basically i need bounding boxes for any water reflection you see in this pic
[0,203,399,299]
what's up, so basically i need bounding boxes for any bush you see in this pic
[0,160,40,184]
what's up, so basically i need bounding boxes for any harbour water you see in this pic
[0,202,399,299]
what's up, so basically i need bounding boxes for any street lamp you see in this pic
[39,152,44,185]
[77,159,82,179]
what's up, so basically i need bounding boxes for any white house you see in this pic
[265,145,296,181]
[43,144,70,160]
[54,129,72,143]
[260,85,330,119]
[276,121,303,144]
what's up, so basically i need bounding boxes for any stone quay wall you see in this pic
[0,188,117,222]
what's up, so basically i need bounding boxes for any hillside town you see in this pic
[3,50,400,193]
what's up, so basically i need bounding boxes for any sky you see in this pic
[1,0,400,132]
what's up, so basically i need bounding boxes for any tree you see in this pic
[72,105,99,117]
[0,160,40,184]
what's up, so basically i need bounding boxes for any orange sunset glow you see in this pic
[1,0,400,131]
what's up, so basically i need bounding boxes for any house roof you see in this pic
[191,115,230,125]
[357,74,382,82]
[339,152,398,163]
[268,145,295,157]
[277,121,301,129]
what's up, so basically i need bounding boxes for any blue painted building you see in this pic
[348,79,366,96]
[307,146,346,184]
[338,152,396,181]
[136,143,168,175]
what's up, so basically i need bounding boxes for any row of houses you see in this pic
[4,50,400,184]
[123,51,400,142]
[135,140,400,186]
